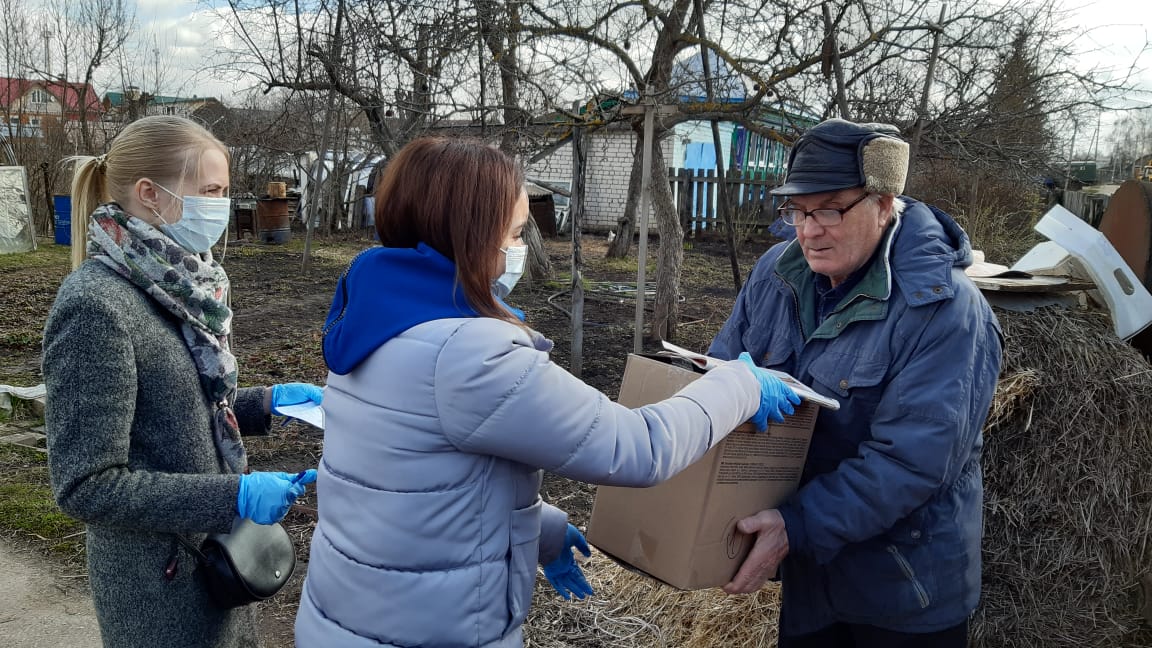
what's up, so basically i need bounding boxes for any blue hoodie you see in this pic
[322,244,484,375]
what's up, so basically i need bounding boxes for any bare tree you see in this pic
[214,0,521,156]
[44,0,134,152]
[520,0,950,339]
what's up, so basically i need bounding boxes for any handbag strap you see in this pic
[165,533,208,581]
[173,533,210,564]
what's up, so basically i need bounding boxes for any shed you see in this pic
[525,181,557,238]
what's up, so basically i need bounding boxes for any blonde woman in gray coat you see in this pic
[43,116,322,647]
[295,137,800,647]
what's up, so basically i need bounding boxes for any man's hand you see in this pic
[723,509,789,595]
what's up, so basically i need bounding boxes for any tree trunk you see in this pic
[649,137,682,342]
[523,214,551,281]
[606,135,644,258]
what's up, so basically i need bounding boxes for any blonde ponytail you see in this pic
[67,156,106,270]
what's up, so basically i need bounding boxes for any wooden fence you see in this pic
[669,167,784,238]
[1060,189,1111,228]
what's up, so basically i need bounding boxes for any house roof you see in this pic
[103,91,217,107]
[0,77,101,115]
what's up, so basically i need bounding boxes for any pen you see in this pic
[291,470,308,484]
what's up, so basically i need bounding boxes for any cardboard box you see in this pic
[586,353,826,590]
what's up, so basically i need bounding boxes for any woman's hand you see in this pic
[267,382,324,416]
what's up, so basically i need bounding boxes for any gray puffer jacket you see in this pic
[295,316,760,647]
[43,261,271,648]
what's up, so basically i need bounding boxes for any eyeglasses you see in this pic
[778,192,871,227]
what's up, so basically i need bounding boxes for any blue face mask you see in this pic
[153,183,231,253]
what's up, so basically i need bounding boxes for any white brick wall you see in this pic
[527,128,675,233]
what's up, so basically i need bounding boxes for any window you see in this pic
[29,117,40,128]
[8,116,18,125]
[29,89,51,104]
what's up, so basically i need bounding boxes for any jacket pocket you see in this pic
[505,498,542,632]
[807,350,888,402]
[827,538,937,619]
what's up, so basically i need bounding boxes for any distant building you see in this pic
[102,88,221,120]
[0,76,102,138]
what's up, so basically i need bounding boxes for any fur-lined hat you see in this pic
[770,118,909,196]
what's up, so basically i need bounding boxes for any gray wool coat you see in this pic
[43,261,272,648]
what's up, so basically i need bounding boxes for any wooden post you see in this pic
[633,102,655,354]
[302,0,345,271]
[676,168,692,233]
[570,106,587,377]
[695,171,707,235]
[302,92,338,271]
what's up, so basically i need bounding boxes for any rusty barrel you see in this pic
[1098,179,1152,356]
[256,197,291,244]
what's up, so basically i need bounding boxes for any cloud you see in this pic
[102,3,268,102]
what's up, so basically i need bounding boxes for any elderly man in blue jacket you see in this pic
[709,119,1002,647]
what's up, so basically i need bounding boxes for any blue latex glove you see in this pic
[738,352,802,431]
[269,382,324,416]
[236,469,317,524]
[543,524,594,600]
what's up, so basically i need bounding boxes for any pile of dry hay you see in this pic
[974,306,1152,647]
[524,306,1152,647]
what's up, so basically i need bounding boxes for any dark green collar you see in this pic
[776,218,899,340]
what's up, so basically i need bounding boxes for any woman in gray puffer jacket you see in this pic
[43,116,323,648]
[294,137,800,647]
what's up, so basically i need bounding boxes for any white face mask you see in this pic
[153,183,231,253]
[494,245,527,298]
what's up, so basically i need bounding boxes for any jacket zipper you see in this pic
[887,545,931,609]
[776,269,806,342]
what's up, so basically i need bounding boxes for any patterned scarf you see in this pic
[87,203,247,474]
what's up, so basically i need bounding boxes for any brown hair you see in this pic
[374,137,525,322]
[67,115,229,270]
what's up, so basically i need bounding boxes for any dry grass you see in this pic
[525,558,781,648]
[524,305,1152,648]
[973,307,1152,647]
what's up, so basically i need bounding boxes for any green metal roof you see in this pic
[103,91,214,107]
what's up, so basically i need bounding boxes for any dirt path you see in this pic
[0,539,101,647]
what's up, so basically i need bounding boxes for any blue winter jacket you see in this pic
[709,199,1002,635]
[296,244,763,647]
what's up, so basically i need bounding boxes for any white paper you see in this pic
[659,341,840,411]
[276,402,325,429]
[659,340,723,370]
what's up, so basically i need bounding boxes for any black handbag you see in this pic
[175,517,297,608]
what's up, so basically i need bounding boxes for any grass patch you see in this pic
[0,442,84,556]
[0,330,41,349]
[0,240,71,271]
